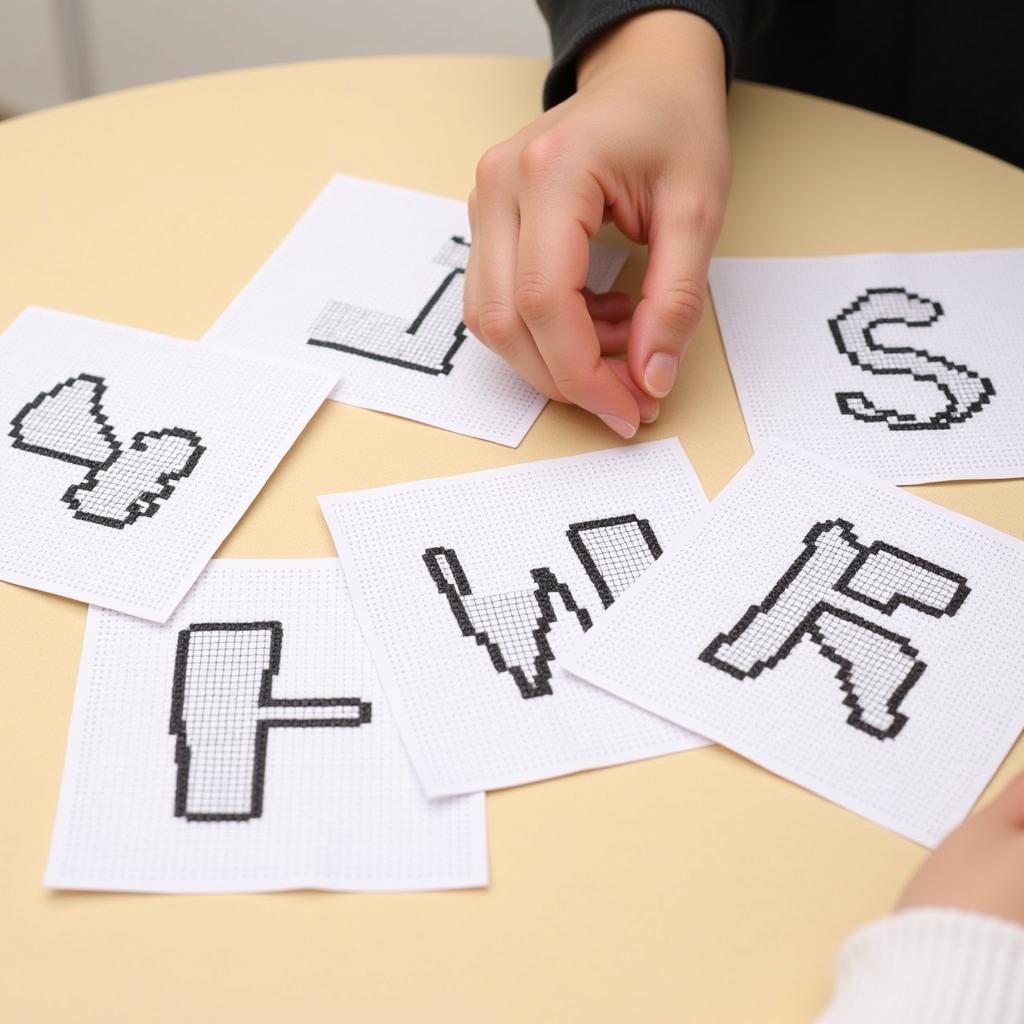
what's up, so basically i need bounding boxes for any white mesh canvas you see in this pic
[564,442,1024,846]
[0,308,338,621]
[203,175,628,446]
[45,559,487,892]
[319,441,710,798]
[709,249,1024,483]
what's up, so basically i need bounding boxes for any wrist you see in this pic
[577,9,725,92]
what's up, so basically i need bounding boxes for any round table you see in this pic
[1,56,1021,1023]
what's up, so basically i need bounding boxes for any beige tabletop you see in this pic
[0,55,1022,1023]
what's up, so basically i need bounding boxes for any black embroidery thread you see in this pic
[10,373,118,465]
[424,548,591,699]
[308,235,470,375]
[424,514,664,699]
[828,287,995,430]
[834,540,970,618]
[700,519,969,740]
[567,514,663,609]
[9,373,206,528]
[170,621,371,822]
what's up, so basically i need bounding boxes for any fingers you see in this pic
[608,359,659,423]
[464,187,480,315]
[587,289,633,355]
[594,318,631,355]
[584,288,634,323]
[627,195,721,398]
[515,146,640,436]
[464,149,566,402]
[463,188,483,350]
[468,138,657,438]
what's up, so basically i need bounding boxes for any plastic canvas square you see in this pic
[565,442,1024,846]
[319,441,710,798]
[709,249,1024,483]
[45,559,487,892]
[203,175,628,446]
[0,308,338,621]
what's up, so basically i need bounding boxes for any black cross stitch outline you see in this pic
[65,427,205,528]
[8,373,206,528]
[699,519,970,740]
[423,514,663,700]
[9,373,118,465]
[834,540,970,618]
[423,547,592,699]
[169,621,372,822]
[567,514,663,609]
[308,235,470,375]
[828,287,996,431]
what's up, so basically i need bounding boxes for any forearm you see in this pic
[578,9,727,104]
[537,0,746,108]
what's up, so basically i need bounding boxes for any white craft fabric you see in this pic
[203,174,628,446]
[564,441,1024,846]
[0,308,337,621]
[319,441,710,798]
[709,249,1024,483]
[45,559,487,892]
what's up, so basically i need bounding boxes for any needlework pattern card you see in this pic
[204,175,628,446]
[45,559,487,892]
[0,308,338,621]
[565,442,1024,846]
[709,249,1024,483]
[320,441,710,798]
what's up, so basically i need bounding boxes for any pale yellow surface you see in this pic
[0,56,1022,1024]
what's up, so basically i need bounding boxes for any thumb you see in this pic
[627,200,719,398]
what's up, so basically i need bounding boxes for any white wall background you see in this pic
[0,0,551,115]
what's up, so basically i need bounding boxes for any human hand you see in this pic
[463,10,731,437]
[898,770,1024,925]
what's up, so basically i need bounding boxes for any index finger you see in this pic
[514,155,640,437]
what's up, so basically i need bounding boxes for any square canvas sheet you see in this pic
[319,441,710,798]
[45,559,487,892]
[203,174,628,446]
[565,442,1024,846]
[709,249,1024,483]
[0,308,337,621]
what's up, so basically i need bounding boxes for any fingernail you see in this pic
[599,413,637,439]
[640,405,660,424]
[643,353,679,398]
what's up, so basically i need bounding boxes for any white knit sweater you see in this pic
[817,908,1024,1023]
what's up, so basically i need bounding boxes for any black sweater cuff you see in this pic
[538,1,744,109]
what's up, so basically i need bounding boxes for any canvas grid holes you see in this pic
[699,519,970,739]
[708,250,1024,483]
[561,442,1024,844]
[828,287,996,431]
[201,176,628,446]
[0,308,342,620]
[170,621,372,823]
[425,515,665,700]
[309,236,470,376]
[8,372,205,528]
[45,559,489,892]
[319,441,711,798]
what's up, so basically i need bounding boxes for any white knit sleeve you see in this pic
[816,907,1024,1024]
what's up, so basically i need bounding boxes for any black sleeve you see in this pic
[537,0,758,109]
